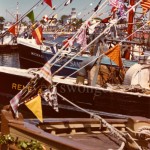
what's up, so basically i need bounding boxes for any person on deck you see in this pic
[76,39,105,85]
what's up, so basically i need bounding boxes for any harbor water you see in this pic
[0,52,20,68]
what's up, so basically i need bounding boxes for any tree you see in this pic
[72,18,83,29]
[0,16,5,23]
[59,15,68,24]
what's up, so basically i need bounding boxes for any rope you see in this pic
[51,0,142,77]
[0,0,43,39]
[57,92,143,150]
[54,21,149,85]
[45,0,108,67]
[57,92,126,142]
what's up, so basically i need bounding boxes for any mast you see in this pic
[0,0,43,39]
[16,1,19,36]
[125,0,135,59]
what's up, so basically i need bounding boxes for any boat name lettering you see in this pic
[12,83,42,93]
[31,52,43,58]
[12,83,28,90]
[57,58,80,68]
[69,61,80,68]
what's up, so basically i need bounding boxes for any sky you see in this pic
[0,0,109,22]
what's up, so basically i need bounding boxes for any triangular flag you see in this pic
[8,25,16,35]
[64,0,73,6]
[104,44,123,67]
[94,0,101,12]
[27,10,35,23]
[25,95,43,122]
[32,25,43,45]
[10,90,22,116]
[44,0,52,8]
[39,61,52,84]
[53,14,58,19]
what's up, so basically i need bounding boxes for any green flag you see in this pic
[27,10,35,23]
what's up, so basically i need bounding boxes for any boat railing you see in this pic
[1,105,150,150]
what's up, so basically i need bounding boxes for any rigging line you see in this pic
[35,5,48,20]
[47,0,68,18]
[53,0,101,36]
[57,92,142,150]
[82,0,103,20]
[52,0,142,76]
[57,92,126,142]
[44,0,108,66]
[77,3,95,19]
[53,2,95,34]
[121,21,150,44]
[60,22,150,80]
[49,3,108,68]
[0,0,43,39]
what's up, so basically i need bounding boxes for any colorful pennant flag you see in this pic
[76,28,87,50]
[8,25,16,35]
[109,0,118,7]
[25,95,43,122]
[141,0,150,14]
[62,36,73,48]
[101,16,111,23]
[32,25,43,45]
[48,14,58,24]
[44,0,52,8]
[64,0,73,6]
[94,0,102,12]
[10,90,22,116]
[43,15,49,22]
[42,86,59,112]
[104,44,123,67]
[27,10,35,23]
[53,14,58,19]
[39,61,52,84]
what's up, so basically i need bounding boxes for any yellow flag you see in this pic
[25,95,43,122]
[104,44,123,67]
[53,14,57,19]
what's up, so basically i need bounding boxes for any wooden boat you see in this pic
[0,105,150,150]
[0,66,149,118]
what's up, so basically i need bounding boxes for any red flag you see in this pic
[101,16,111,23]
[8,25,16,35]
[44,0,52,8]
[62,36,72,48]
[32,25,43,45]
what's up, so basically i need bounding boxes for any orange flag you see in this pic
[32,25,43,45]
[141,0,150,14]
[8,25,16,35]
[104,44,123,67]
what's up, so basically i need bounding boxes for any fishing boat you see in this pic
[15,0,150,79]
[0,65,149,118]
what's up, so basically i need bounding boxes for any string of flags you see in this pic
[44,0,53,8]
[141,0,150,14]
[32,25,43,45]
[10,60,59,122]
[64,0,73,6]
[8,0,149,123]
